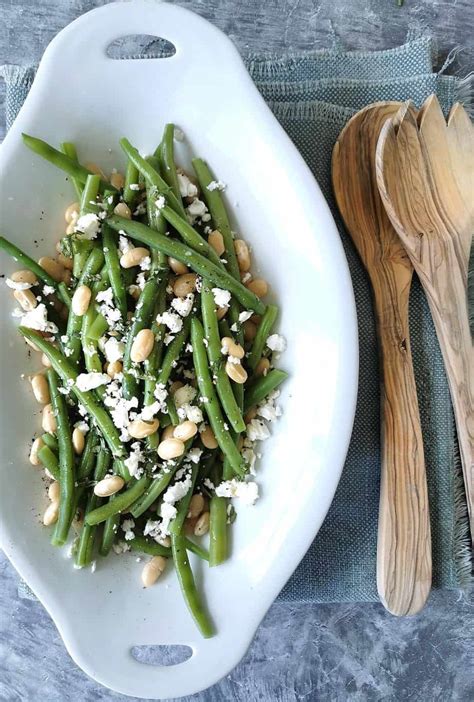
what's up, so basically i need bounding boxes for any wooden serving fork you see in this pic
[332,102,431,616]
[376,96,474,541]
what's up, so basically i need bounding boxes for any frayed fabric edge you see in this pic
[454,72,474,119]
[0,63,36,84]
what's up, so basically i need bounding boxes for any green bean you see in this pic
[166,397,179,426]
[244,369,288,412]
[71,175,101,277]
[19,329,125,459]
[160,205,222,267]
[75,448,111,568]
[77,428,99,479]
[201,283,246,433]
[80,174,101,215]
[123,160,140,209]
[129,441,192,518]
[156,314,191,386]
[41,433,58,452]
[65,247,104,363]
[160,123,186,217]
[119,137,183,214]
[246,304,278,370]
[191,318,245,476]
[122,271,162,400]
[0,235,70,306]
[209,496,228,567]
[209,461,227,566]
[81,314,103,374]
[192,158,240,280]
[22,134,111,190]
[114,457,131,482]
[102,189,118,216]
[171,534,214,638]
[170,463,199,536]
[85,312,108,341]
[129,536,171,558]
[99,505,119,557]
[37,445,60,481]
[60,142,82,199]
[102,224,127,320]
[143,278,168,407]
[107,216,266,315]
[185,539,210,562]
[81,273,110,376]
[192,158,246,364]
[47,369,75,547]
[85,476,151,526]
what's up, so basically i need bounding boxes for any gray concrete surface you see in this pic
[1,2,473,701]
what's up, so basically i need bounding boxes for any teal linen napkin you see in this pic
[1,33,471,604]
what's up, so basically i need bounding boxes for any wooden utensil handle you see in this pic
[421,254,474,536]
[374,283,432,616]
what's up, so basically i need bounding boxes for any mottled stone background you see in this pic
[0,1,473,701]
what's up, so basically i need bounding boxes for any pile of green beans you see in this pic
[1,125,288,639]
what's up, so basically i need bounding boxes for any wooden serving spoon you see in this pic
[332,102,431,616]
[376,96,474,542]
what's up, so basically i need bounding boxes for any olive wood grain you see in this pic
[332,102,431,616]
[376,96,474,543]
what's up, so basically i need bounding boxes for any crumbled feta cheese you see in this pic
[5,278,33,291]
[156,310,183,333]
[239,310,253,323]
[144,519,161,540]
[204,478,215,491]
[186,198,208,219]
[164,333,175,346]
[153,382,168,409]
[177,172,198,198]
[107,396,139,441]
[43,284,55,297]
[171,293,194,317]
[129,183,140,191]
[119,235,133,254]
[112,541,131,555]
[212,287,231,308]
[207,180,226,192]
[215,479,259,505]
[121,518,136,541]
[227,355,241,365]
[140,401,161,421]
[242,446,257,474]
[159,503,178,536]
[246,419,271,442]
[257,392,282,422]
[174,384,197,408]
[96,287,122,331]
[139,256,151,271]
[187,448,203,464]
[74,420,89,434]
[103,336,124,363]
[136,272,147,290]
[75,213,101,239]
[75,372,111,392]
[134,201,147,216]
[266,334,286,353]
[124,442,145,478]
[241,272,252,284]
[19,303,58,335]
[178,403,203,423]
[155,195,166,210]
